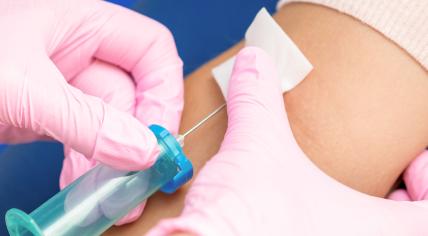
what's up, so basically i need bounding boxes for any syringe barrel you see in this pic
[5,125,192,236]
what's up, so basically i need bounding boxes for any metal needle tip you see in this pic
[180,103,226,139]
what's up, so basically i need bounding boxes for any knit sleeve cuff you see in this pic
[277,0,428,70]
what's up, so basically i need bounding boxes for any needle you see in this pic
[176,103,226,146]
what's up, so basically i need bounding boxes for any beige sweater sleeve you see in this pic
[277,0,428,70]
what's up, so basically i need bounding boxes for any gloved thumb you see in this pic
[0,55,159,170]
[404,150,428,200]
[223,47,289,147]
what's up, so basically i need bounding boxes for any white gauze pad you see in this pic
[212,8,313,97]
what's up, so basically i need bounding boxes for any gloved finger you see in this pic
[403,150,428,200]
[60,60,147,224]
[60,147,97,189]
[222,47,290,150]
[0,124,51,144]
[0,59,135,145]
[388,189,411,201]
[68,60,136,114]
[88,1,183,134]
[114,204,145,226]
[61,59,137,186]
[0,53,159,171]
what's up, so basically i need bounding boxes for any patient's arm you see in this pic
[105,3,428,235]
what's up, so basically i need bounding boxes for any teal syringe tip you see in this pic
[5,124,193,236]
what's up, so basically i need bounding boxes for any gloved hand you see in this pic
[0,0,183,225]
[389,150,428,202]
[147,47,428,236]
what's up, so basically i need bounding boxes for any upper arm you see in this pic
[277,3,428,196]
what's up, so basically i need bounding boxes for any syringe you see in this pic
[6,104,226,236]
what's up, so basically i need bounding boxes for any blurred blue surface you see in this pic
[0,0,277,234]
[110,0,278,74]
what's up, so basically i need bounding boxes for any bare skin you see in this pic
[105,3,428,235]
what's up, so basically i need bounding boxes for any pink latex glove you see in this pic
[147,47,428,236]
[0,0,183,225]
[389,150,428,202]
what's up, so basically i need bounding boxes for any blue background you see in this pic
[0,0,277,235]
